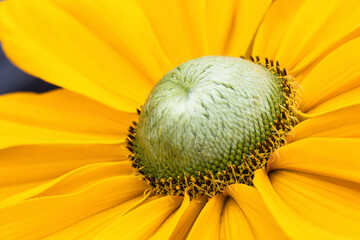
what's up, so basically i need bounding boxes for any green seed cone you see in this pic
[128,56,298,198]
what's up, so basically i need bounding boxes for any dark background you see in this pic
[0,44,58,94]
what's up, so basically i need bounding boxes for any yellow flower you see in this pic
[1,0,360,239]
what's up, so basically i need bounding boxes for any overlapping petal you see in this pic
[252,0,360,74]
[43,195,145,240]
[304,87,360,116]
[0,0,159,111]
[222,185,286,239]
[268,138,360,183]
[0,149,128,201]
[254,170,342,239]
[0,171,147,240]
[137,0,209,66]
[291,105,360,141]
[151,195,207,240]
[0,161,134,207]
[51,0,173,83]
[298,37,360,112]
[254,138,360,239]
[0,89,135,149]
[93,195,183,240]
[220,197,254,239]
[204,0,272,57]
[0,89,135,201]
[0,0,273,113]
[270,171,360,238]
[136,0,271,66]
[187,194,224,239]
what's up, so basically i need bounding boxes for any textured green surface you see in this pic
[133,56,285,180]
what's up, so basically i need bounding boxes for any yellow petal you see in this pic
[269,170,360,238]
[251,0,302,69]
[252,0,360,73]
[223,184,286,239]
[0,161,135,208]
[150,194,191,239]
[0,144,128,191]
[0,0,160,111]
[187,194,225,240]
[0,90,135,149]
[151,194,207,240]
[136,0,206,67]
[43,195,145,240]
[268,138,360,185]
[205,0,237,55]
[291,105,360,141]
[0,180,48,202]
[93,195,183,240]
[305,87,360,116]
[51,0,172,83]
[222,0,272,57]
[0,175,146,240]
[254,169,343,239]
[220,197,254,240]
[298,38,360,112]
[136,0,272,65]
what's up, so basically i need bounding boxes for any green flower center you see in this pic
[127,56,298,198]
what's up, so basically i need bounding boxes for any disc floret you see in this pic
[126,56,298,198]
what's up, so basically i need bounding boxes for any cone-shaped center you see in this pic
[130,56,296,197]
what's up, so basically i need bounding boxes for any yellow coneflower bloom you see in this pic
[0,0,360,239]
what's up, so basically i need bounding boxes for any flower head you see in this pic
[0,0,360,239]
